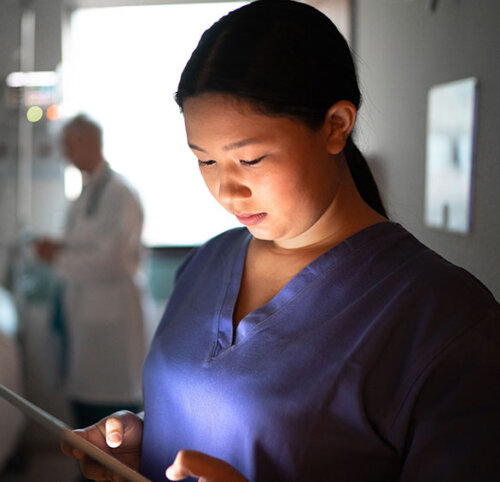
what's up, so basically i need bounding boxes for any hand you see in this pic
[34,238,62,263]
[61,410,143,482]
[166,450,248,482]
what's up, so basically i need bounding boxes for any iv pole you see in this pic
[16,1,36,236]
[11,2,36,319]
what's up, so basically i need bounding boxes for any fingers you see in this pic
[105,416,124,448]
[80,454,112,480]
[79,455,130,482]
[165,451,192,480]
[60,429,88,459]
[166,450,248,482]
[60,439,84,459]
[60,444,114,481]
[60,413,142,481]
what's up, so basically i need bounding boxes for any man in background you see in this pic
[35,114,149,429]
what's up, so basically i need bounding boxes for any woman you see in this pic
[63,1,500,481]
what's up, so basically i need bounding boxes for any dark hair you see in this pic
[176,0,386,217]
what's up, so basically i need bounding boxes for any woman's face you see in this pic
[183,93,341,245]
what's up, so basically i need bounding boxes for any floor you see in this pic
[1,422,80,482]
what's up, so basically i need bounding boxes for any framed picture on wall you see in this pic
[424,77,478,234]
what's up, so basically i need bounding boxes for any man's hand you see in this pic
[166,450,248,482]
[34,238,62,263]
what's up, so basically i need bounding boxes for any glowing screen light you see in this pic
[26,106,43,122]
[64,2,247,246]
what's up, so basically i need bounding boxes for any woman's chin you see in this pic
[246,225,276,241]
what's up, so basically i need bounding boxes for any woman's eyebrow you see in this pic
[188,138,259,153]
[222,138,259,151]
[188,143,206,153]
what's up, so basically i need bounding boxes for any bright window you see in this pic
[63,2,246,246]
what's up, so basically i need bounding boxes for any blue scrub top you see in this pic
[141,222,500,481]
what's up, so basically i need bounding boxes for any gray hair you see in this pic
[62,114,103,148]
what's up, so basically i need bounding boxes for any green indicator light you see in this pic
[27,106,43,122]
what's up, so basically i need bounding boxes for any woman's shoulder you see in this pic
[355,225,499,449]
[395,225,496,309]
[191,227,249,259]
[369,224,499,375]
[359,222,497,309]
[175,227,250,281]
[341,222,499,364]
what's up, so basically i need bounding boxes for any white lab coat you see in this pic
[54,162,148,404]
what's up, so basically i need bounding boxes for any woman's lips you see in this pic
[235,212,267,226]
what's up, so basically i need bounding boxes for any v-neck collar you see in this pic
[213,221,395,357]
[215,230,251,355]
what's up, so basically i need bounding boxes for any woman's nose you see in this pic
[217,169,251,203]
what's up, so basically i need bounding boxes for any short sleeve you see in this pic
[399,309,500,481]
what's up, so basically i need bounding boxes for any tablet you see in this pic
[0,382,150,482]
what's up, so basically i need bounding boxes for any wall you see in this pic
[0,0,66,289]
[0,1,497,285]
[353,0,500,298]
[0,0,79,433]
[1,0,498,295]
[0,0,22,286]
[306,0,351,43]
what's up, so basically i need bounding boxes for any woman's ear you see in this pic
[324,101,357,154]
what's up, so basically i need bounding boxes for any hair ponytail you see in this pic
[344,137,387,217]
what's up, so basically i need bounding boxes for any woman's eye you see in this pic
[240,155,265,166]
[198,159,216,167]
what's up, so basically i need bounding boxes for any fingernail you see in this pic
[72,449,82,458]
[165,466,175,479]
[107,433,122,447]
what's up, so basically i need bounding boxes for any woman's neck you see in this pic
[267,161,387,255]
